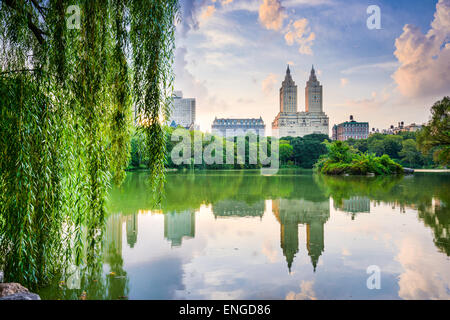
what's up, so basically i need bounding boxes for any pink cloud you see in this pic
[393,0,450,98]
[259,0,287,31]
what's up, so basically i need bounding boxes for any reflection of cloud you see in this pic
[259,0,287,31]
[392,0,450,98]
[262,239,278,263]
[396,236,450,300]
[262,73,278,96]
[286,280,317,300]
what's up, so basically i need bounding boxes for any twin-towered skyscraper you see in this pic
[272,65,329,138]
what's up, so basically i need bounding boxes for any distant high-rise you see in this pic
[280,65,298,113]
[305,66,323,113]
[272,66,329,138]
[169,91,196,129]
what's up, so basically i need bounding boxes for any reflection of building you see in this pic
[104,213,139,262]
[335,196,370,220]
[212,200,265,218]
[332,115,369,141]
[104,214,124,263]
[211,117,266,137]
[164,210,196,247]
[126,214,138,248]
[272,66,329,138]
[272,199,330,272]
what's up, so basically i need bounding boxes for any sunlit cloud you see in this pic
[284,18,315,55]
[200,5,216,21]
[340,78,349,87]
[392,0,450,98]
[259,0,287,31]
[262,73,278,96]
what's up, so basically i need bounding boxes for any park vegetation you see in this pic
[416,97,449,166]
[128,125,443,171]
[315,140,403,175]
[0,0,178,288]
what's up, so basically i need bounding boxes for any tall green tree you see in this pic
[399,139,423,168]
[417,97,450,166]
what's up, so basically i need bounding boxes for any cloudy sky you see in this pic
[174,0,450,134]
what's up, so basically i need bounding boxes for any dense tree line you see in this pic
[128,128,444,170]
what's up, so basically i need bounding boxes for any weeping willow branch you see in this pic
[130,0,178,198]
[109,0,132,185]
[0,0,179,288]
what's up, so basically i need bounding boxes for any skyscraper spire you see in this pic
[308,64,317,82]
[286,64,290,75]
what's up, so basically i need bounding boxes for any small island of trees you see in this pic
[315,140,403,175]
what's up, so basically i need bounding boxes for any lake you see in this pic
[38,170,450,300]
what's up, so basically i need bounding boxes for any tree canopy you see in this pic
[417,96,450,166]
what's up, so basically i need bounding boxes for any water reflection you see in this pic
[38,170,450,299]
[213,200,265,218]
[164,210,195,247]
[272,199,329,272]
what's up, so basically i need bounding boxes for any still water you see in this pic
[38,170,450,300]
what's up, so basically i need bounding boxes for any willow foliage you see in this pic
[0,0,179,288]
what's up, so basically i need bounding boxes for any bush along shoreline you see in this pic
[315,140,404,176]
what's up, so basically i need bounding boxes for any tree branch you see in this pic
[4,0,46,45]
[29,0,48,21]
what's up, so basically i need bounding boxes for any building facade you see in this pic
[272,66,329,138]
[332,116,369,141]
[211,117,265,137]
[169,91,196,129]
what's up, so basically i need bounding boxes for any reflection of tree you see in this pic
[108,170,329,215]
[316,173,450,256]
[418,198,450,256]
[37,214,130,300]
[315,174,402,208]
